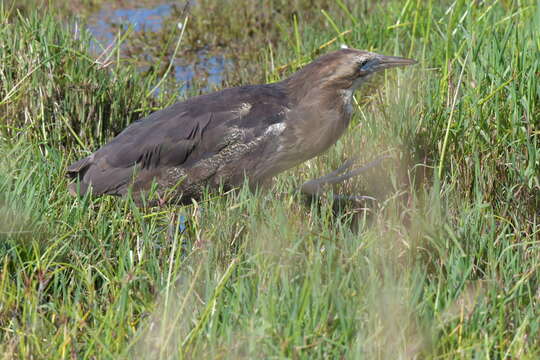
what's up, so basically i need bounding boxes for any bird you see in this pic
[67,48,416,206]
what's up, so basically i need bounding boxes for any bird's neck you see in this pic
[284,79,356,121]
[282,76,320,105]
[279,79,356,161]
[282,72,366,113]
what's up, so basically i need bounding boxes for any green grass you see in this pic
[1,0,539,358]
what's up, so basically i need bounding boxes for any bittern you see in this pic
[67,48,416,205]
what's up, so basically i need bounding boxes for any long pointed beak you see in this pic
[373,55,417,71]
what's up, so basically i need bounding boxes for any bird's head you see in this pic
[285,48,417,100]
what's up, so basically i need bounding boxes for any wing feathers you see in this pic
[67,84,289,198]
[67,112,214,196]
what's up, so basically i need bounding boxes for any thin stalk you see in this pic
[147,17,188,97]
[438,52,468,178]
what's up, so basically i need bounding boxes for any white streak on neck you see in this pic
[339,74,373,114]
[339,89,354,115]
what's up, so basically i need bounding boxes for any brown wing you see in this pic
[67,110,213,196]
[67,83,290,197]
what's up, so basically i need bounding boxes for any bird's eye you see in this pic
[358,60,369,71]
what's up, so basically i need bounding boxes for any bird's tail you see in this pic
[66,155,93,196]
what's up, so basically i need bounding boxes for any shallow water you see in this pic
[174,52,230,92]
[86,0,229,93]
[87,3,173,42]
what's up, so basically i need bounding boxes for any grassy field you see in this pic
[1,0,539,358]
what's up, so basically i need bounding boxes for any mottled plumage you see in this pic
[67,48,416,205]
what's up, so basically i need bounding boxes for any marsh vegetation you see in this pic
[0,0,539,358]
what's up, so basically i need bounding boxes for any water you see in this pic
[86,1,229,93]
[87,3,173,43]
[174,52,230,93]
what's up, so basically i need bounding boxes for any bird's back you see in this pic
[67,83,292,204]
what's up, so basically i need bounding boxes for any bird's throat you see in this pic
[339,89,355,116]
